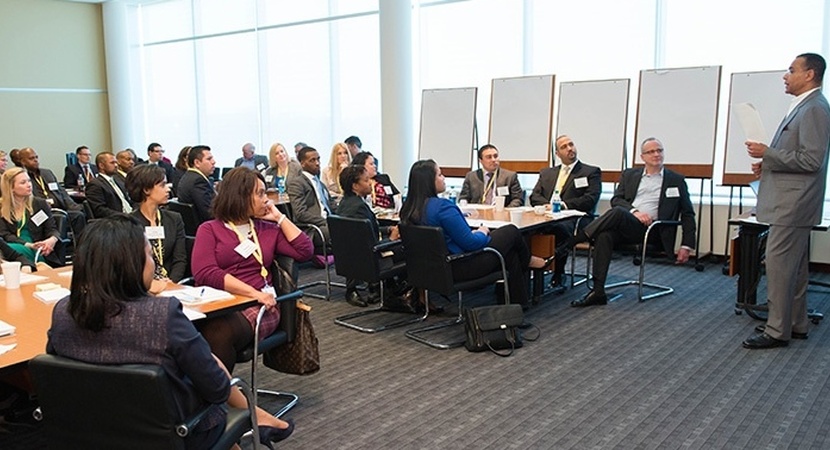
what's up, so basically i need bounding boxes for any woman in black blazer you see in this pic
[126,164,187,284]
[0,167,62,267]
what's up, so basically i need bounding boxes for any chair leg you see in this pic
[298,226,347,300]
[603,232,673,302]
[251,308,300,420]
[405,291,466,349]
[334,281,427,333]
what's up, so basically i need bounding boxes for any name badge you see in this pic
[666,187,680,198]
[145,226,165,240]
[383,185,393,195]
[47,182,59,191]
[261,285,276,297]
[265,175,274,183]
[574,177,589,189]
[496,186,509,196]
[256,163,266,171]
[31,210,49,227]
[234,239,257,258]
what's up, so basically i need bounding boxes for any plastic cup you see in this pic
[510,209,523,224]
[494,196,506,212]
[2,261,22,289]
[534,205,546,215]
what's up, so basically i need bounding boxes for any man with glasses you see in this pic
[64,145,98,189]
[144,142,175,182]
[566,137,696,307]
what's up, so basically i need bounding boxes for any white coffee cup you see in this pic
[2,261,22,289]
[533,205,546,215]
[510,209,523,224]
[494,196,506,212]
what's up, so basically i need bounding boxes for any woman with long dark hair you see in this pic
[399,160,551,308]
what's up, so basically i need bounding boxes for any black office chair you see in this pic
[221,167,234,179]
[327,215,424,333]
[82,200,96,221]
[399,223,509,349]
[297,223,346,300]
[166,200,200,237]
[50,208,72,266]
[30,354,258,450]
[601,220,682,302]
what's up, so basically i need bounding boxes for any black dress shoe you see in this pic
[570,291,608,307]
[549,272,564,289]
[754,324,808,340]
[345,291,368,307]
[260,419,295,449]
[742,332,789,349]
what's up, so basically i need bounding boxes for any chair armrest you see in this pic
[448,246,511,303]
[178,377,257,438]
[446,247,489,263]
[373,239,402,253]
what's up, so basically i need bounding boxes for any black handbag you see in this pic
[463,304,524,357]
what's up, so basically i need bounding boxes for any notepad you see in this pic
[0,273,48,287]
[161,286,234,305]
[33,288,71,304]
[182,307,206,321]
[544,210,587,220]
[0,319,15,337]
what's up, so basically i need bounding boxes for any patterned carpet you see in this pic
[4,253,830,449]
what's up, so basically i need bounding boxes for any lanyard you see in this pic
[480,169,498,204]
[187,167,209,182]
[15,210,27,237]
[227,219,269,282]
[35,175,48,194]
[150,210,167,278]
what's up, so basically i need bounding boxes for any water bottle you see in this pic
[277,177,286,194]
[448,187,458,204]
[77,173,86,192]
[401,186,408,203]
[551,190,561,213]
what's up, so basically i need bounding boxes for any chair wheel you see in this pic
[633,257,642,266]
[722,266,729,275]
[695,264,704,272]
[734,308,743,315]
[812,318,821,324]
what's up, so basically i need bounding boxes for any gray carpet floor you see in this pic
[4,253,830,449]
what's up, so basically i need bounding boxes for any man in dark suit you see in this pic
[530,135,602,287]
[85,152,134,218]
[176,145,216,224]
[286,146,331,253]
[743,53,830,349]
[64,145,98,189]
[19,147,86,237]
[143,142,175,181]
[234,142,269,172]
[568,137,695,307]
[459,144,524,207]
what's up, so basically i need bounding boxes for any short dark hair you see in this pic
[69,215,149,332]
[344,136,362,148]
[187,145,211,167]
[147,142,161,154]
[75,146,89,155]
[798,52,826,84]
[95,151,114,169]
[297,146,318,162]
[339,165,366,197]
[126,164,166,203]
[477,144,498,161]
[350,151,374,168]
[212,167,265,223]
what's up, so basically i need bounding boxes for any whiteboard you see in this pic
[488,75,555,171]
[635,66,722,178]
[418,87,477,172]
[556,78,630,182]
[722,70,790,185]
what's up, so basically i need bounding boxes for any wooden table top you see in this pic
[0,267,254,371]
[378,205,583,232]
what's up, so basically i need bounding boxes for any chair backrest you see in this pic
[30,354,187,449]
[327,215,382,282]
[51,208,70,240]
[65,152,77,167]
[221,167,234,179]
[399,223,455,296]
[211,167,222,181]
[82,200,95,220]
[166,200,200,237]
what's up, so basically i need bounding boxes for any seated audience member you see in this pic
[46,215,295,449]
[263,142,301,192]
[352,151,399,210]
[177,145,217,224]
[286,147,332,255]
[344,135,362,159]
[336,165,402,307]
[292,142,307,161]
[117,149,138,177]
[9,149,21,168]
[529,135,602,287]
[399,160,552,309]
[170,146,191,194]
[64,145,98,189]
[234,142,268,172]
[0,168,62,267]
[143,142,175,181]
[459,144,523,207]
[127,164,187,283]
[0,150,7,174]
[192,168,313,372]
[566,137,696,308]
[321,142,351,206]
[85,152,134,218]
[19,147,86,237]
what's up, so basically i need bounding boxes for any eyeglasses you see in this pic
[641,148,664,156]
[152,149,165,154]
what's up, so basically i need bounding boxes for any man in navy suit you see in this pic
[177,145,217,224]
[64,145,98,189]
[85,152,134,218]
[743,53,830,349]
[143,142,175,182]
[569,137,696,307]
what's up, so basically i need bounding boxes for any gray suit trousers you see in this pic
[764,224,810,340]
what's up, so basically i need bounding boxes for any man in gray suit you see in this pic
[743,53,830,349]
[459,144,523,207]
[286,146,331,254]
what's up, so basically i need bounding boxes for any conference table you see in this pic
[0,267,256,374]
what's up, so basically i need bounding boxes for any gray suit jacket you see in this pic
[756,89,830,227]
[459,167,523,207]
[286,172,329,230]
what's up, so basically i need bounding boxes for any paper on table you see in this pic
[182,307,206,321]
[0,343,17,356]
[0,319,15,337]
[0,273,48,287]
[734,102,768,145]
[544,210,587,220]
[33,288,71,304]
[465,218,513,229]
[159,286,234,305]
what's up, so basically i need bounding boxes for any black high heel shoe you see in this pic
[259,419,295,449]
[541,255,557,268]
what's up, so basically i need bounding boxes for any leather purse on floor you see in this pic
[463,304,524,357]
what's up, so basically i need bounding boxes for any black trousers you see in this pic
[541,216,592,274]
[583,206,647,291]
[450,224,530,306]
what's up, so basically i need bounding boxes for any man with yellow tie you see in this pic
[530,135,601,288]
[85,152,134,218]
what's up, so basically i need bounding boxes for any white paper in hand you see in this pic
[734,102,768,145]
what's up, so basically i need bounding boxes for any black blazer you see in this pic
[610,168,696,253]
[85,175,133,218]
[28,169,82,212]
[336,195,390,241]
[138,160,176,183]
[176,170,215,224]
[63,163,98,189]
[0,197,62,267]
[530,161,601,213]
[131,209,187,282]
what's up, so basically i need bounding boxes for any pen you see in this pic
[199,288,205,297]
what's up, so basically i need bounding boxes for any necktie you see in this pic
[108,177,133,213]
[83,165,91,182]
[484,172,494,205]
[555,166,570,194]
[314,176,331,214]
